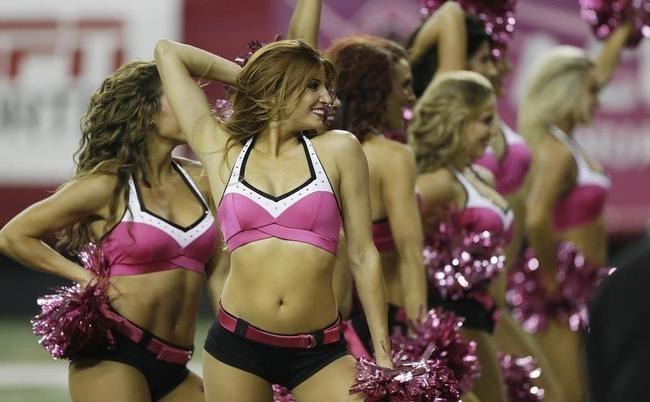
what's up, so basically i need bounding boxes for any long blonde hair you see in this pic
[518,46,593,142]
[409,70,494,173]
[57,61,162,254]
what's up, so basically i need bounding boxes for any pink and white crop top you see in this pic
[217,135,342,255]
[101,162,218,276]
[452,167,514,242]
[549,126,610,231]
[474,123,532,195]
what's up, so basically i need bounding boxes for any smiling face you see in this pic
[385,58,415,132]
[283,66,333,132]
[461,97,497,162]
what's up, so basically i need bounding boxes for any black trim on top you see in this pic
[308,137,343,216]
[132,163,209,232]
[239,135,316,202]
[450,167,471,211]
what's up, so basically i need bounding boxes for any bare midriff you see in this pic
[109,269,204,348]
[221,237,339,334]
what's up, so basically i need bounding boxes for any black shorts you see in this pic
[72,326,191,400]
[428,292,496,333]
[204,320,349,390]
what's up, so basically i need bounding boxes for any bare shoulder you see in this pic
[416,167,456,203]
[376,137,415,166]
[536,130,574,169]
[310,130,364,161]
[54,173,120,214]
[64,173,118,196]
[312,129,359,149]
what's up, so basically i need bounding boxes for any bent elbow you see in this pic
[154,39,173,60]
[0,228,18,256]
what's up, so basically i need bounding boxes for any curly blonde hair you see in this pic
[409,71,493,173]
[57,60,163,253]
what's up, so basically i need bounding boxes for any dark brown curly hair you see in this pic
[326,36,407,142]
[57,60,163,254]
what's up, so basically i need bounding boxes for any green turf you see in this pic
[0,388,70,402]
[0,315,216,401]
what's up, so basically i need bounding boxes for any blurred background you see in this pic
[1,0,649,401]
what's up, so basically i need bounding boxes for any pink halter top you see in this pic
[217,135,342,255]
[549,126,610,231]
[452,167,514,242]
[101,162,218,276]
[474,123,532,195]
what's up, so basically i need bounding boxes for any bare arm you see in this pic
[154,40,240,163]
[593,22,632,88]
[416,168,458,234]
[525,135,574,289]
[408,1,467,74]
[287,0,321,48]
[0,176,116,285]
[331,232,353,319]
[381,145,426,320]
[331,131,391,367]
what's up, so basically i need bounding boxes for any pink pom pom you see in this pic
[31,244,115,360]
[418,0,518,56]
[425,216,506,301]
[506,242,614,333]
[272,384,296,402]
[349,355,461,401]
[498,353,545,402]
[580,0,650,47]
[391,309,480,394]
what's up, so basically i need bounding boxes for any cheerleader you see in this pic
[0,61,219,402]
[410,70,509,402]
[516,22,633,402]
[154,37,391,401]
[406,2,562,400]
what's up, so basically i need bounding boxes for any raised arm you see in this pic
[0,176,115,285]
[330,131,392,367]
[287,0,322,48]
[525,134,574,289]
[154,40,240,162]
[408,1,467,73]
[593,22,632,89]
[381,145,426,321]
